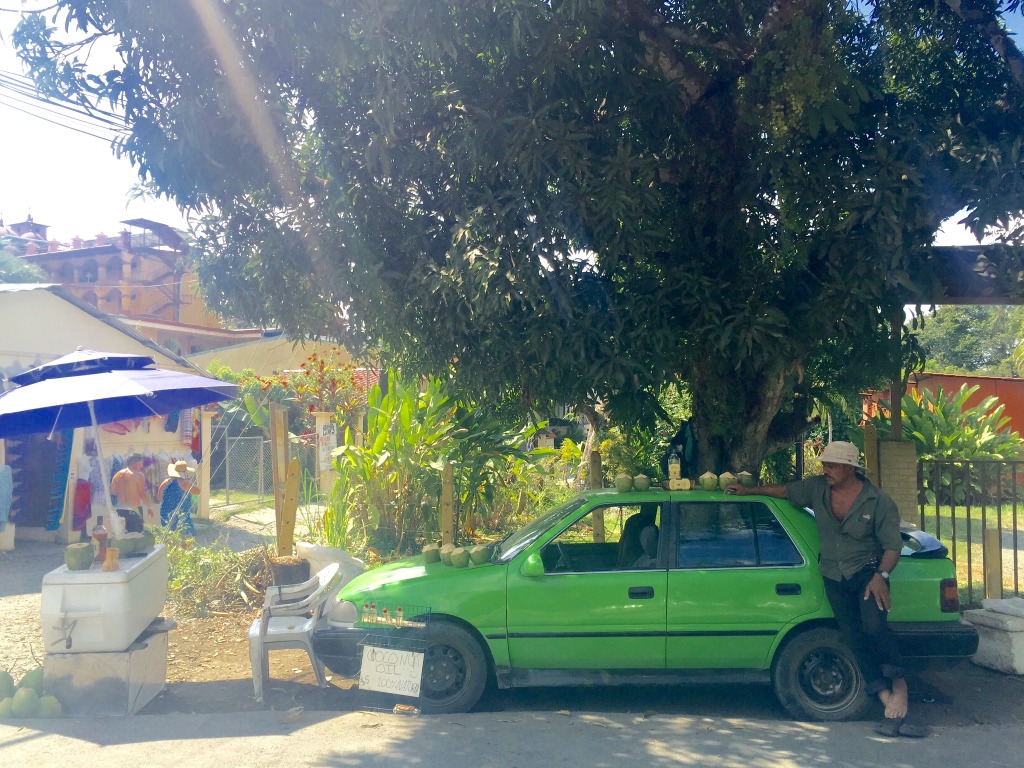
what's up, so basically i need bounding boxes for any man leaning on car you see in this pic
[727,441,928,738]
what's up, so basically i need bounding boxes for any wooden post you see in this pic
[440,462,455,545]
[278,457,300,556]
[268,403,289,534]
[984,528,1003,600]
[590,450,605,542]
[197,409,214,520]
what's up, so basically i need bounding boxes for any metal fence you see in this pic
[210,432,320,508]
[917,459,1024,606]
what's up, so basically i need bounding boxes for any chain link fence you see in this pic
[210,428,321,508]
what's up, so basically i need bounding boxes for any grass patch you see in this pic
[916,505,1024,606]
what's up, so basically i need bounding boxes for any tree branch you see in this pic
[942,0,1024,96]
[605,0,716,107]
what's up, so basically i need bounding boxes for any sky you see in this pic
[0,6,1022,245]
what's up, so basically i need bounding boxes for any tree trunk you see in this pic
[688,357,799,476]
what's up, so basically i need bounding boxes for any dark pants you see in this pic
[824,566,904,695]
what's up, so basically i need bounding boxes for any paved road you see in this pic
[2,707,1023,768]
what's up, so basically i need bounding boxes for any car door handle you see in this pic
[628,586,655,599]
[775,583,801,595]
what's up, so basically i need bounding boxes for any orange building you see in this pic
[864,372,1024,435]
[2,215,261,355]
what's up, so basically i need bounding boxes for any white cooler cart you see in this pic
[41,544,174,715]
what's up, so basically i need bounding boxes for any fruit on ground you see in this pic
[0,670,14,699]
[17,667,44,694]
[36,695,63,719]
[10,687,39,718]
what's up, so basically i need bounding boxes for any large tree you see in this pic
[13,1,1024,471]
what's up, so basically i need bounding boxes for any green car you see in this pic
[312,489,977,719]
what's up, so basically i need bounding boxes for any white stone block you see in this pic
[965,608,1024,675]
[982,597,1024,619]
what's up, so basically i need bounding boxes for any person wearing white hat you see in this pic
[727,441,924,737]
[157,460,200,537]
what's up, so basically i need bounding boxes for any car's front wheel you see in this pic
[419,621,489,714]
[771,626,870,721]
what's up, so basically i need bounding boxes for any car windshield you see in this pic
[494,496,587,563]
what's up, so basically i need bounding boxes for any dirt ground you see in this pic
[4,514,1024,724]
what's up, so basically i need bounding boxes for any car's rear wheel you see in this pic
[771,627,870,721]
[419,622,489,714]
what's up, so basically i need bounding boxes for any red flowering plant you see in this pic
[281,348,366,438]
[208,348,366,439]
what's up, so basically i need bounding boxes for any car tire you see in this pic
[419,621,489,714]
[771,626,870,721]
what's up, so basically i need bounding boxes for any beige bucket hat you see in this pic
[167,459,197,478]
[816,441,861,467]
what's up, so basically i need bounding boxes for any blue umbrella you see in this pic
[0,366,239,438]
[0,349,238,521]
[9,348,156,386]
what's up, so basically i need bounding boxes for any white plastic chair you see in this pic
[248,562,341,703]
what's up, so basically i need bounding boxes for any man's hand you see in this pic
[864,574,891,611]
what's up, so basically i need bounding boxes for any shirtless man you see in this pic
[728,441,925,737]
[109,452,151,532]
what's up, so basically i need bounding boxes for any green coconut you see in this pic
[137,529,156,549]
[450,547,470,568]
[613,473,633,493]
[718,472,737,491]
[10,687,39,718]
[698,471,719,491]
[0,697,12,720]
[17,667,44,694]
[109,536,136,555]
[0,671,14,700]
[439,544,455,565]
[422,544,441,563]
[469,545,489,565]
[64,542,94,571]
[632,474,651,492]
[36,695,63,719]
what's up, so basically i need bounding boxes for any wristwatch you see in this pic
[875,569,890,580]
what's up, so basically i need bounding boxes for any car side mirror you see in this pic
[521,552,545,577]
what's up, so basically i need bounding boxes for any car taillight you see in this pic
[940,578,960,612]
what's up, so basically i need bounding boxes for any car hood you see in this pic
[335,552,509,629]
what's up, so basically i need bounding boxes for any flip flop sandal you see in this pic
[876,717,929,738]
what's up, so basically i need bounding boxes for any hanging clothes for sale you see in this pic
[191,408,202,461]
[72,455,92,532]
[0,464,12,532]
[164,410,180,432]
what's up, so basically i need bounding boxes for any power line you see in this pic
[0,69,127,142]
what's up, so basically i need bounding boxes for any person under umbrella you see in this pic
[157,460,200,538]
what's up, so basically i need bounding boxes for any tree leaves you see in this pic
[12,1,1024,470]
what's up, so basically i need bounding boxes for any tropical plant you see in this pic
[863,384,1024,504]
[324,370,550,554]
[867,384,1024,460]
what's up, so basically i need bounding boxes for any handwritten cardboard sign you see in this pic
[359,645,423,697]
